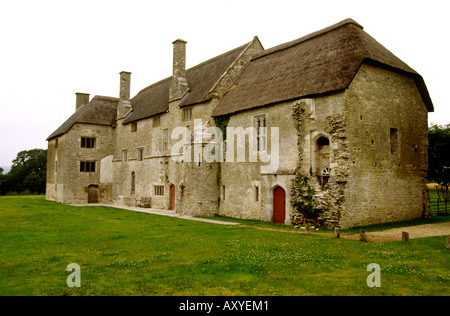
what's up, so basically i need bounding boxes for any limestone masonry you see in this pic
[46,19,434,228]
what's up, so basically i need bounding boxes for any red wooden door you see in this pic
[273,186,286,224]
[169,184,175,210]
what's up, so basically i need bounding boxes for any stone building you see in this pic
[46,19,434,228]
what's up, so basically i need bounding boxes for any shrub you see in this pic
[290,173,323,225]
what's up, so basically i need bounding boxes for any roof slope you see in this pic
[47,96,119,140]
[212,19,433,116]
[123,42,250,124]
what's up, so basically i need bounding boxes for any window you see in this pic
[138,148,143,161]
[181,185,185,198]
[390,128,399,155]
[55,160,58,174]
[81,137,96,148]
[122,150,128,162]
[162,129,169,152]
[131,122,137,132]
[80,161,96,172]
[154,185,164,196]
[55,139,58,149]
[255,115,267,151]
[131,172,136,195]
[182,108,192,121]
[254,185,259,202]
[315,136,330,187]
[153,116,161,127]
[222,185,226,201]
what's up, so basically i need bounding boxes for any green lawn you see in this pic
[0,196,449,296]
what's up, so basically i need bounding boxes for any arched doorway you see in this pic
[169,184,175,210]
[88,185,99,203]
[273,186,286,224]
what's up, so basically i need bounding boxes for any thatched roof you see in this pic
[212,18,433,117]
[123,42,251,124]
[47,95,119,140]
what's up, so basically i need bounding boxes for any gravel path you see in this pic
[344,222,450,242]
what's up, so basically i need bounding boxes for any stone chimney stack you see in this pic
[169,39,189,102]
[117,71,132,120]
[75,92,90,111]
[119,71,131,100]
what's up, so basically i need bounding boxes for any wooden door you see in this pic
[169,184,175,210]
[273,186,286,224]
[88,185,99,204]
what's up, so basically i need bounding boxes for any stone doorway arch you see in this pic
[273,186,286,224]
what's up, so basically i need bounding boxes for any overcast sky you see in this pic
[0,0,448,167]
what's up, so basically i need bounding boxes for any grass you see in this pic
[0,195,449,296]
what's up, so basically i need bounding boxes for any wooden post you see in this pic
[334,226,341,239]
[360,230,368,242]
[402,232,410,244]
[446,236,450,250]
[305,223,311,235]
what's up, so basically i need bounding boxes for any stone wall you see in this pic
[46,123,114,204]
[290,63,430,228]
[341,63,430,228]
[218,101,298,223]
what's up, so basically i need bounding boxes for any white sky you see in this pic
[0,0,449,167]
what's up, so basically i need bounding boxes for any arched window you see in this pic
[315,136,330,187]
[131,172,136,195]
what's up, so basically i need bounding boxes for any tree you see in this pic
[2,149,47,194]
[428,123,450,202]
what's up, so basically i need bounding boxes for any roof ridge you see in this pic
[91,95,119,101]
[132,42,251,99]
[187,42,250,71]
[253,18,363,61]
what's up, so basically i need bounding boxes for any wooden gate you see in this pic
[169,184,175,210]
[88,185,99,203]
[273,186,286,224]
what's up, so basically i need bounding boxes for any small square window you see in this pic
[131,122,137,132]
[154,185,164,196]
[182,108,192,121]
[81,137,96,149]
[80,161,96,172]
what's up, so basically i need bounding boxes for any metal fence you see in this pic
[430,197,449,216]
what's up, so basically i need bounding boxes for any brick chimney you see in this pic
[169,39,189,102]
[117,71,132,120]
[75,92,90,111]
